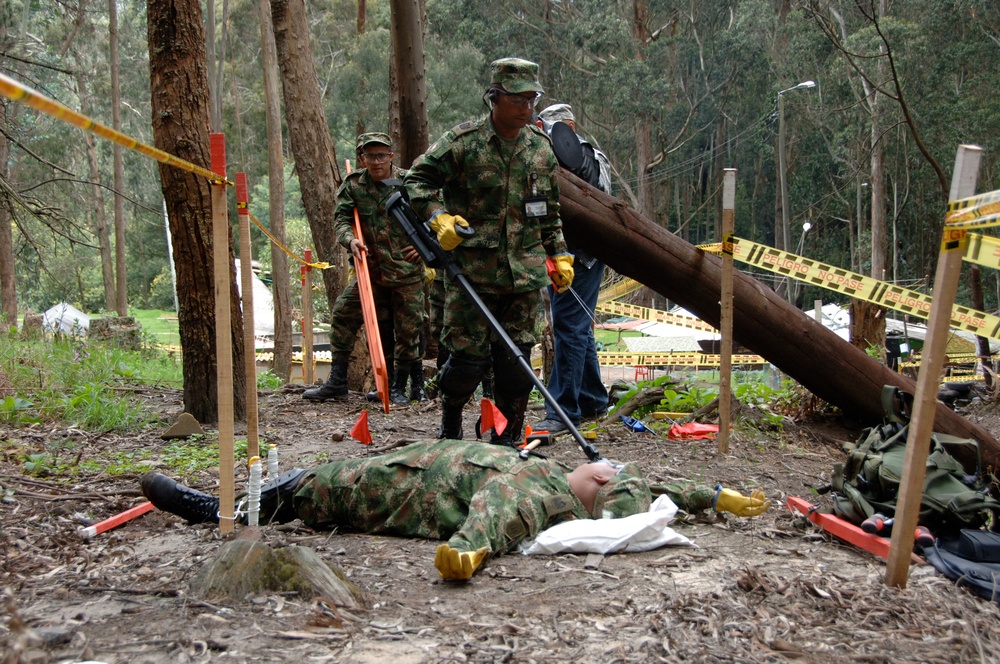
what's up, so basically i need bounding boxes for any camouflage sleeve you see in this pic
[445,481,542,556]
[404,137,454,222]
[656,483,717,513]
[333,178,359,250]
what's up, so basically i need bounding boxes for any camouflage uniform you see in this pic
[405,58,566,442]
[292,440,651,556]
[328,161,424,366]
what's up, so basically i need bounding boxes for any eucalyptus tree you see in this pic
[148,0,248,423]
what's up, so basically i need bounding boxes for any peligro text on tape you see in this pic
[730,236,1000,342]
[594,300,717,333]
[596,352,766,368]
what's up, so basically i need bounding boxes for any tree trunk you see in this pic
[76,73,115,312]
[0,101,15,330]
[148,0,247,424]
[271,0,343,307]
[389,0,429,166]
[109,0,127,315]
[556,169,1000,471]
[257,0,292,382]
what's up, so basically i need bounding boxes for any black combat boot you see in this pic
[141,469,308,525]
[140,473,221,524]
[304,357,349,401]
[439,401,464,439]
[409,361,427,402]
[491,393,529,448]
[367,359,392,402]
[390,365,410,404]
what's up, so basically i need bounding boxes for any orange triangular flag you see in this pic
[350,410,372,445]
[480,398,507,437]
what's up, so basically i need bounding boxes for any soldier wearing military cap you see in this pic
[141,439,771,580]
[304,132,427,404]
[405,58,575,446]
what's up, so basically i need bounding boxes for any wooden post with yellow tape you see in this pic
[236,173,260,460]
[885,144,981,588]
[718,169,736,454]
[210,133,236,535]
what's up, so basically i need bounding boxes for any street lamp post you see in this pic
[778,80,816,303]
[790,221,812,305]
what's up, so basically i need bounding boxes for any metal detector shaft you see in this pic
[384,185,603,463]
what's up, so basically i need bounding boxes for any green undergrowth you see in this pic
[0,328,182,431]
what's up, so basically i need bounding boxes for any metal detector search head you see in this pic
[548,121,583,171]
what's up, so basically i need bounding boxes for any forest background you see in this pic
[2,0,1000,382]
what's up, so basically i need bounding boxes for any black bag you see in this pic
[923,530,1000,602]
[830,386,1000,536]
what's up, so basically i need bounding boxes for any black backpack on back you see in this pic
[830,386,1000,536]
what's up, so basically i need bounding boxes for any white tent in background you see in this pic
[234,259,275,342]
[42,302,90,334]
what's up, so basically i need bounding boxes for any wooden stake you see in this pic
[210,133,235,534]
[884,145,981,588]
[236,173,259,459]
[717,169,736,454]
[302,249,314,386]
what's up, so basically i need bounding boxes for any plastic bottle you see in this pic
[247,457,262,527]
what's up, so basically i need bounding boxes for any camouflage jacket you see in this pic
[404,115,567,294]
[293,440,598,556]
[334,164,421,286]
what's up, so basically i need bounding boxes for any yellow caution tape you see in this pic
[597,277,644,304]
[945,188,1000,229]
[963,232,1000,271]
[246,211,328,270]
[697,242,723,255]
[0,72,230,186]
[597,352,765,367]
[595,300,718,333]
[730,236,1000,341]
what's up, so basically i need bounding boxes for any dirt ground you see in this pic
[2,380,999,663]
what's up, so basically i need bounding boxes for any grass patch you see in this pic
[0,329,182,430]
[132,309,181,347]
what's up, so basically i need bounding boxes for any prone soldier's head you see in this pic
[567,460,652,518]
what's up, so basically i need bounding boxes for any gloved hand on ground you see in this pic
[434,544,488,580]
[714,485,771,517]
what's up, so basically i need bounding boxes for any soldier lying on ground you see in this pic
[141,439,771,580]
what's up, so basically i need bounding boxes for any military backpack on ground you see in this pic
[830,386,1000,536]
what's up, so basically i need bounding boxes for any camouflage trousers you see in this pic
[329,277,426,365]
[441,285,539,360]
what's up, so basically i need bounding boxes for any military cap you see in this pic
[490,58,544,95]
[356,132,392,151]
[538,103,575,124]
[591,462,652,519]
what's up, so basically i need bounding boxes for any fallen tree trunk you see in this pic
[557,170,1000,471]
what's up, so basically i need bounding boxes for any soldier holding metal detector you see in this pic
[402,58,574,447]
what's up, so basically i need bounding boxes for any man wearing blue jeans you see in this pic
[534,104,611,434]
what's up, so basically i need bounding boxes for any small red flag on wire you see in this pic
[480,398,507,437]
[350,410,372,444]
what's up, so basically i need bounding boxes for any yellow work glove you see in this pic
[429,212,470,251]
[434,544,488,580]
[548,253,575,293]
[714,485,771,517]
[424,265,437,284]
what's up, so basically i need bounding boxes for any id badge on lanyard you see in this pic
[523,171,548,219]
